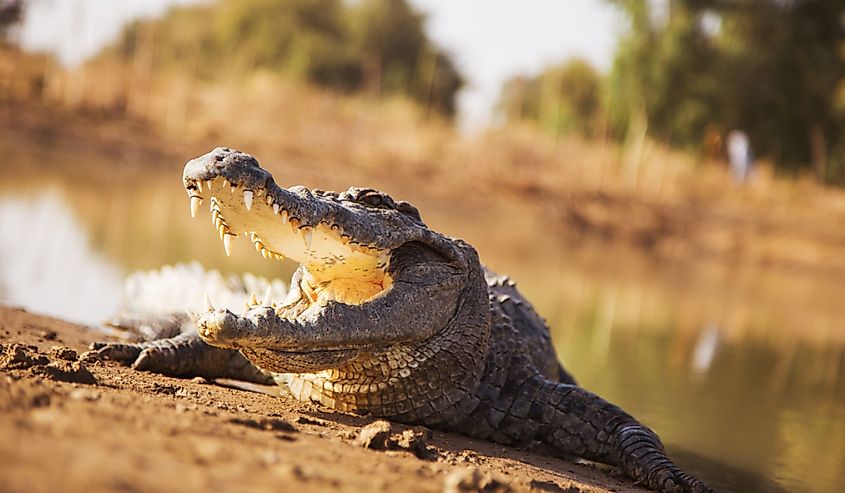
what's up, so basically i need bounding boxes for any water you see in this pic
[1,167,843,493]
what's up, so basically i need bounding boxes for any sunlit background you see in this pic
[1,1,844,492]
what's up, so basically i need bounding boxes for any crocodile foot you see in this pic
[90,331,274,385]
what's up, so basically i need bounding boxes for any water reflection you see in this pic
[0,176,843,493]
[0,192,123,324]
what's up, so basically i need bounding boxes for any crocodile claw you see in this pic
[90,341,144,365]
[88,333,274,385]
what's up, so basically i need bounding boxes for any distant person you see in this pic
[727,130,754,184]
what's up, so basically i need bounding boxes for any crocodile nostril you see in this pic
[215,154,224,162]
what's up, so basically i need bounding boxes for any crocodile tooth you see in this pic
[195,180,203,193]
[254,241,263,253]
[205,293,214,311]
[273,203,280,215]
[206,180,213,191]
[243,190,253,210]
[261,248,269,258]
[280,210,288,224]
[266,195,274,206]
[223,234,234,256]
[303,228,313,249]
[190,196,202,218]
[250,293,258,306]
[262,287,273,307]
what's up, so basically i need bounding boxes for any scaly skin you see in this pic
[96,148,714,493]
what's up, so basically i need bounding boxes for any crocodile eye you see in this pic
[362,194,383,207]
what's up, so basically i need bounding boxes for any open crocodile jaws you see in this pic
[183,147,468,363]
[177,147,714,493]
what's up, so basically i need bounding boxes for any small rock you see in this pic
[295,416,327,426]
[457,449,482,465]
[191,376,208,384]
[40,330,58,340]
[33,360,97,385]
[229,417,297,433]
[443,467,512,493]
[49,346,78,362]
[393,427,435,460]
[356,420,392,449]
[528,480,582,493]
[261,450,280,465]
[339,430,357,440]
[69,389,101,401]
[278,464,311,480]
[78,350,103,365]
[0,344,48,370]
[151,383,180,395]
[30,392,51,408]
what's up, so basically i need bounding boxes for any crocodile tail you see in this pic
[533,378,715,493]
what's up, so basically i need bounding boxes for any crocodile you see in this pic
[94,147,715,493]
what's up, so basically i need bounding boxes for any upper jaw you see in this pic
[183,147,329,236]
[183,147,394,306]
[183,147,389,257]
[183,147,388,253]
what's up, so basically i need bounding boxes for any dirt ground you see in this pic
[0,305,649,493]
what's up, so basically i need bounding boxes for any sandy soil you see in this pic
[0,305,648,493]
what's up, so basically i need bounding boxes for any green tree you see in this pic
[213,0,360,88]
[608,0,845,182]
[497,58,602,138]
[716,1,844,179]
[100,0,463,116]
[348,0,462,115]
[607,1,720,150]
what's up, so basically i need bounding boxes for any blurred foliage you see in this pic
[348,0,462,115]
[607,0,845,183]
[99,0,462,116]
[0,0,23,43]
[497,58,602,138]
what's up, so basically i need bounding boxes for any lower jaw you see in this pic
[239,346,359,374]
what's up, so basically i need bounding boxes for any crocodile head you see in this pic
[182,147,480,372]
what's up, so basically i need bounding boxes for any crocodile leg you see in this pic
[92,331,275,385]
[481,373,714,493]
